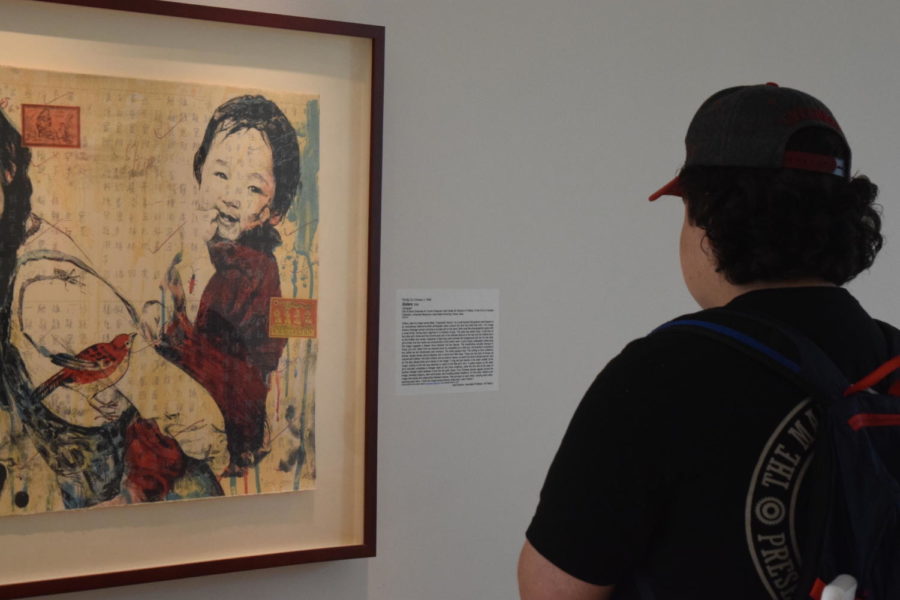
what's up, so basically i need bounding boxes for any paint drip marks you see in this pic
[286,99,319,298]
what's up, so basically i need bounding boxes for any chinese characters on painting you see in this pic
[0,65,318,514]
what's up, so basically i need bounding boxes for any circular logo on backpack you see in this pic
[746,398,818,600]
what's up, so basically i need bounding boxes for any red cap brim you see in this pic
[648,175,683,201]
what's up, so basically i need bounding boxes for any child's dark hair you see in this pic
[193,95,300,219]
[680,128,882,286]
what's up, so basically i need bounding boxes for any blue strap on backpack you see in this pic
[657,308,900,600]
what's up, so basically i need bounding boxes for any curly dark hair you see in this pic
[680,129,882,286]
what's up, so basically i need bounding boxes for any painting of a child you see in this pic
[144,95,300,477]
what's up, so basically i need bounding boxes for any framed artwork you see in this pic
[0,0,382,596]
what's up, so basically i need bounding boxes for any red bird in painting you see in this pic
[31,333,137,402]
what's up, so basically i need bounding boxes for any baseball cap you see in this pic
[649,83,850,201]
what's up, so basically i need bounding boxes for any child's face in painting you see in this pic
[199,128,278,241]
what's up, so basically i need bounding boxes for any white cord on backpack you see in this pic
[821,574,857,600]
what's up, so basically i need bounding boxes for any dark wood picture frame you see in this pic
[0,0,382,596]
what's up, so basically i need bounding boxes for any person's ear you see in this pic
[268,211,283,226]
[699,233,714,259]
[2,166,15,186]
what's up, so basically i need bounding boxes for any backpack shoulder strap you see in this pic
[655,307,848,399]
[875,319,900,355]
[855,320,900,396]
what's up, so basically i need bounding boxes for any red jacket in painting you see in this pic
[161,225,287,476]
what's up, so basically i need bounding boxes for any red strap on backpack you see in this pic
[841,355,900,431]
[843,355,900,396]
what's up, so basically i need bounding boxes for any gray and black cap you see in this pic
[649,83,850,201]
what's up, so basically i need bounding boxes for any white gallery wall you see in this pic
[28,0,900,599]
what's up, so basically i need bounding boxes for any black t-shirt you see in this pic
[525,287,893,599]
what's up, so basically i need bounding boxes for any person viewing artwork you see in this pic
[519,83,888,599]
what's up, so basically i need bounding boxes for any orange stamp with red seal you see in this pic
[21,104,80,148]
[269,298,317,338]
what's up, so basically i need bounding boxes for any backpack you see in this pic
[657,308,900,600]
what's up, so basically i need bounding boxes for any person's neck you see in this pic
[702,278,836,309]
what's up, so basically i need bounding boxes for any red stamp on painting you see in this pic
[21,104,80,148]
[270,298,317,338]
